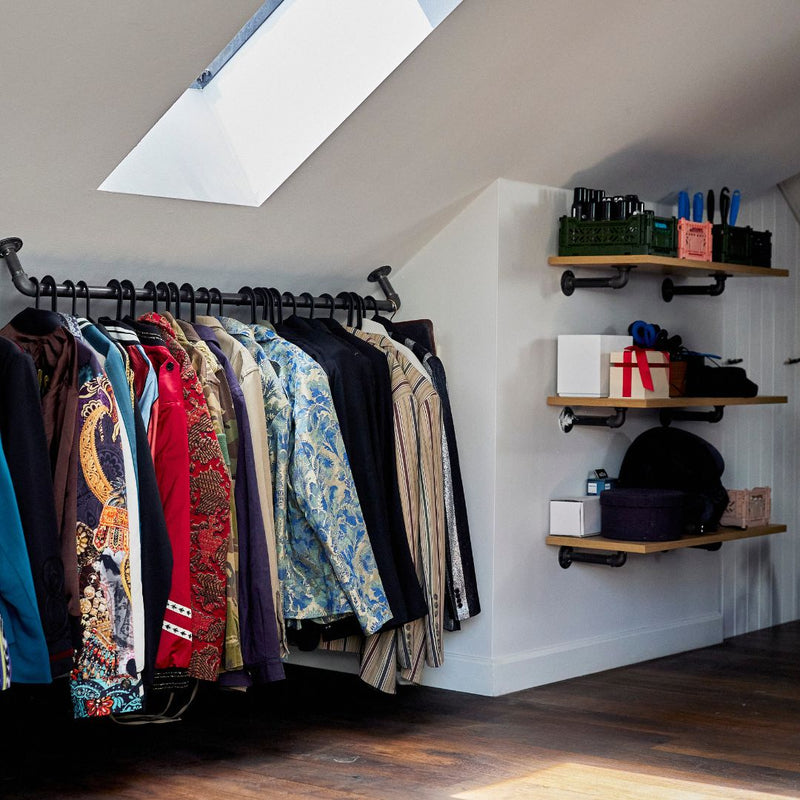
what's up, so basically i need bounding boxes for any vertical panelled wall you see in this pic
[720,187,800,637]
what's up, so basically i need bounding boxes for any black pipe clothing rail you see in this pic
[0,237,401,320]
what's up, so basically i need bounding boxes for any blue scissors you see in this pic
[629,320,660,348]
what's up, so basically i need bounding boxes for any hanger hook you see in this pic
[299,291,315,319]
[197,286,209,317]
[167,282,181,319]
[120,279,136,318]
[107,279,123,320]
[40,275,58,312]
[156,281,171,314]
[364,294,377,317]
[319,292,335,319]
[238,286,257,324]
[349,292,364,329]
[143,280,158,313]
[337,291,354,326]
[63,279,77,316]
[76,280,91,319]
[181,283,196,323]
[257,287,274,323]
[282,291,297,318]
[209,287,224,317]
[253,287,268,322]
[268,288,283,324]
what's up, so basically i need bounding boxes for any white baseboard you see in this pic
[421,613,723,696]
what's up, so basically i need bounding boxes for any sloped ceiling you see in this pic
[3,0,800,292]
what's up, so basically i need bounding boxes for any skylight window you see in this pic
[99,0,462,207]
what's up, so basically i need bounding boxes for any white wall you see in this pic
[393,179,800,696]
[383,182,500,693]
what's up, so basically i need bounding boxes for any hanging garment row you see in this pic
[0,252,479,721]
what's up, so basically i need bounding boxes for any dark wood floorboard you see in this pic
[2,622,800,799]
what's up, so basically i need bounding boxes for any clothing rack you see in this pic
[0,236,401,318]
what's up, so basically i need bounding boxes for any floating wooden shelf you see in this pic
[548,395,788,409]
[547,524,787,555]
[548,254,789,278]
[549,395,787,431]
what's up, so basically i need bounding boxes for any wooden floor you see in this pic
[3,623,800,799]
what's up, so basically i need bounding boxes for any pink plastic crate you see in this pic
[677,219,712,261]
[720,487,771,529]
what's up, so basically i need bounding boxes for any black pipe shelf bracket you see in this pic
[560,266,631,296]
[0,236,401,315]
[558,547,627,569]
[557,541,722,568]
[558,406,627,433]
[659,405,725,426]
[661,273,726,302]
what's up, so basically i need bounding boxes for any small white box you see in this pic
[549,496,602,537]
[557,335,633,397]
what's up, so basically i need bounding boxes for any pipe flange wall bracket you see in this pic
[558,546,628,568]
[560,266,631,296]
[662,273,726,301]
[559,406,627,433]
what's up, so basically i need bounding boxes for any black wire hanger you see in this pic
[319,292,335,319]
[239,286,257,324]
[76,280,92,320]
[63,279,78,316]
[121,279,136,319]
[181,283,196,323]
[107,279,124,321]
[41,275,58,312]
[168,282,181,320]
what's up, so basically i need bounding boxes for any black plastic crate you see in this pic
[712,224,751,265]
[751,229,772,268]
[558,212,677,257]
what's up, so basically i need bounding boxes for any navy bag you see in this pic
[617,427,729,534]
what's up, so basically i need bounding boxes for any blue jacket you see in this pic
[0,430,51,684]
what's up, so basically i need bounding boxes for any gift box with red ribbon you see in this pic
[609,346,670,399]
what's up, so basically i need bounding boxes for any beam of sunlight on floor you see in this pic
[452,762,789,799]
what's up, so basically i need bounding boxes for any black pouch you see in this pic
[685,355,758,397]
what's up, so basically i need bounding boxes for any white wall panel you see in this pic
[721,186,800,637]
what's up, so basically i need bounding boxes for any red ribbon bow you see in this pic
[622,345,654,397]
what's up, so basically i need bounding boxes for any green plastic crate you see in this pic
[558,212,677,257]
[711,224,751,265]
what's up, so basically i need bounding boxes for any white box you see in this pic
[608,349,670,399]
[549,496,602,537]
[557,335,633,397]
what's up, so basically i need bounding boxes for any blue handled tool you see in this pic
[729,189,741,226]
[678,191,690,220]
[692,192,704,222]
